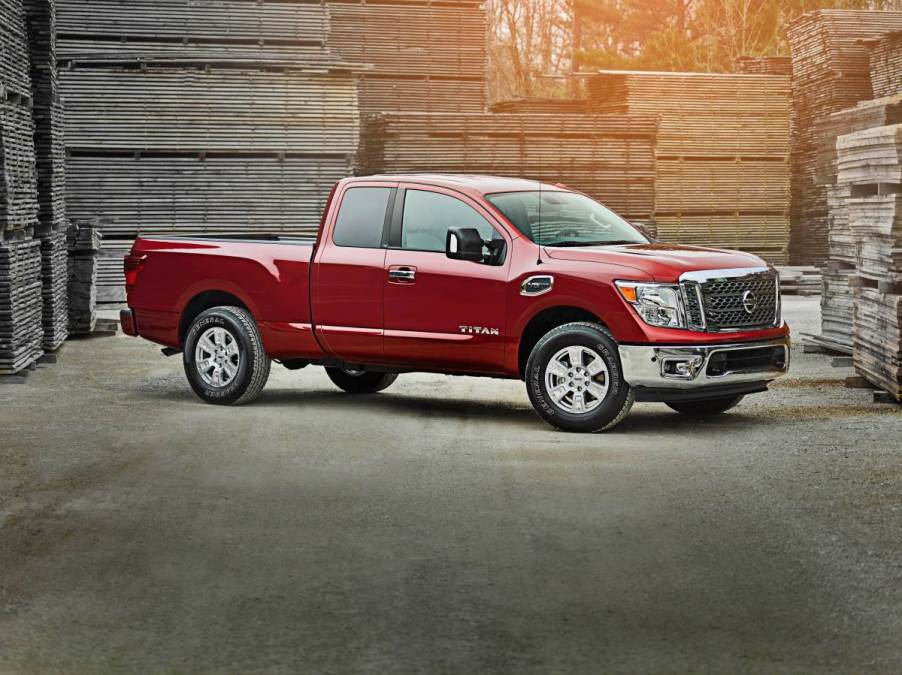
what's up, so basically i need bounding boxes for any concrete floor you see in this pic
[1,297,901,673]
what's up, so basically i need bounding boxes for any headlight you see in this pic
[616,281,686,329]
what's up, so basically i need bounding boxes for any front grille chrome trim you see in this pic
[679,267,780,334]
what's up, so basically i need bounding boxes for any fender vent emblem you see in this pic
[521,275,554,297]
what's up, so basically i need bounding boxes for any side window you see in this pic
[401,189,501,253]
[332,187,392,248]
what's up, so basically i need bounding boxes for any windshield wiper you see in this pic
[543,240,636,248]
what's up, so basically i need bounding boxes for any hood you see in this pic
[544,243,766,282]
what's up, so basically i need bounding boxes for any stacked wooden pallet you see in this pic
[66,220,100,333]
[0,238,43,373]
[787,10,902,266]
[56,1,362,301]
[359,112,658,222]
[1,0,44,373]
[735,56,792,76]
[26,0,69,350]
[816,96,902,350]
[586,70,791,263]
[327,0,486,114]
[868,30,902,99]
[837,124,902,400]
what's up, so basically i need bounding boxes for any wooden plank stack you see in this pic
[0,238,43,373]
[787,10,902,265]
[1,0,44,373]
[586,70,791,263]
[490,99,589,114]
[327,0,486,115]
[56,0,362,301]
[359,112,658,222]
[735,56,792,76]
[776,266,822,296]
[66,219,100,333]
[837,123,902,400]
[25,0,69,350]
[56,0,332,61]
[817,96,902,350]
[868,30,902,100]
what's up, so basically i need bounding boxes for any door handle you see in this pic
[388,267,416,283]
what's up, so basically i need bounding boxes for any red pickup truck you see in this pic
[121,174,790,432]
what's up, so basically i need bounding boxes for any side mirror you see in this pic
[446,227,485,262]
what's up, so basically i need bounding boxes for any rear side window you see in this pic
[333,187,392,248]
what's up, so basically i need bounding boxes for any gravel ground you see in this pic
[1,297,900,674]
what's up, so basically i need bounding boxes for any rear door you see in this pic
[312,182,396,361]
[382,185,511,373]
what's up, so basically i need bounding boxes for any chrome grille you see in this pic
[682,270,780,332]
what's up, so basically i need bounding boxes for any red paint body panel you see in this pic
[126,174,791,378]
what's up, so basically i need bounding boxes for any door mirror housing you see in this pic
[446,227,486,263]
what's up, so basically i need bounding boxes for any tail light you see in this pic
[124,254,147,293]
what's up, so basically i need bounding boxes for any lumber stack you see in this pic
[490,98,589,114]
[868,30,902,99]
[359,112,658,222]
[787,10,902,265]
[1,0,44,373]
[837,124,902,400]
[816,96,902,349]
[56,0,331,61]
[327,0,486,115]
[66,220,100,333]
[776,266,822,296]
[586,70,790,263]
[735,56,792,76]
[0,238,43,374]
[56,0,362,301]
[39,229,66,347]
[26,0,69,350]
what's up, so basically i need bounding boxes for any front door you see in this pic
[382,186,510,373]
[312,183,395,361]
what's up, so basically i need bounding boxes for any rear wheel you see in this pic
[525,322,634,433]
[183,306,271,405]
[666,395,744,417]
[325,367,398,394]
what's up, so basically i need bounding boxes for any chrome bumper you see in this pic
[618,338,790,389]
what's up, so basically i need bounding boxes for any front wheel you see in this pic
[525,322,634,433]
[325,367,398,394]
[183,306,271,405]
[666,395,744,417]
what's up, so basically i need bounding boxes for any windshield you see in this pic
[486,191,648,247]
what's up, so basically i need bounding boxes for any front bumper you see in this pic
[619,337,790,400]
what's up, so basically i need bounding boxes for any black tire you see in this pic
[525,322,634,433]
[183,306,271,405]
[325,367,398,394]
[666,395,744,417]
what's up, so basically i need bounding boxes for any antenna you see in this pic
[536,178,544,266]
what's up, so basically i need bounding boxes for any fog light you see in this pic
[661,355,704,380]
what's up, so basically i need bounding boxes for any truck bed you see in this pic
[127,234,320,358]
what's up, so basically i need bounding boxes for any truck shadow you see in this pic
[254,388,772,435]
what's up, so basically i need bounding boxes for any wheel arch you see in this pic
[517,306,608,378]
[179,290,250,344]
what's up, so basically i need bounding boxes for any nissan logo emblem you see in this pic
[742,290,758,314]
